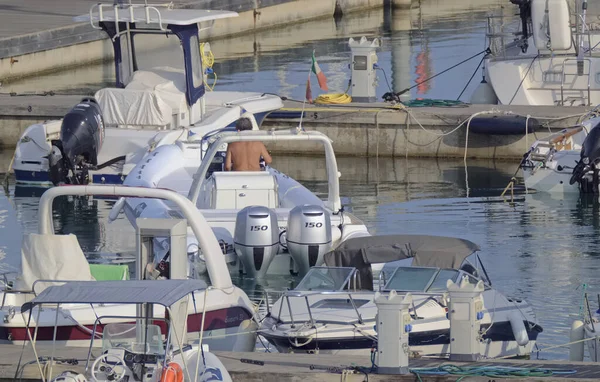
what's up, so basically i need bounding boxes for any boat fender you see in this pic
[569,320,585,361]
[232,319,259,352]
[468,115,540,135]
[160,362,183,382]
[508,312,529,346]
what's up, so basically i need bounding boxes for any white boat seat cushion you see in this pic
[15,233,94,293]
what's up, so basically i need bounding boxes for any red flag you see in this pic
[305,76,313,103]
[311,51,328,91]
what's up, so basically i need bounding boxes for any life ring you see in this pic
[160,362,183,382]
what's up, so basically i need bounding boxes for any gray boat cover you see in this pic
[323,235,479,290]
[21,279,207,313]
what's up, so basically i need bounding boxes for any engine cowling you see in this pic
[234,206,279,278]
[49,97,104,185]
[286,205,332,276]
[570,120,600,193]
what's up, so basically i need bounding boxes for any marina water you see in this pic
[0,0,598,361]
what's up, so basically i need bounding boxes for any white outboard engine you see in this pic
[286,205,332,276]
[234,206,279,278]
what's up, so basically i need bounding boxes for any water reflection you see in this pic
[3,155,600,358]
[5,0,512,103]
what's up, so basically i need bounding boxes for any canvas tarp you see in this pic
[15,233,95,293]
[125,67,187,114]
[324,235,480,290]
[95,88,172,128]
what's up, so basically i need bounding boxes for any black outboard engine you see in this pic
[570,122,600,193]
[48,98,104,185]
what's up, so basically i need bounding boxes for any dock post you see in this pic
[374,291,412,374]
[447,278,485,361]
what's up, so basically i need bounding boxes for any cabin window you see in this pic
[189,34,203,88]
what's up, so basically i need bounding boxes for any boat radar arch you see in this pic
[187,130,342,211]
[37,185,234,290]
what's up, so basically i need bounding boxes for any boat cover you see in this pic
[15,233,95,293]
[95,88,172,128]
[324,235,480,290]
[22,279,207,313]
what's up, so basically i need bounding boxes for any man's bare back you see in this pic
[225,141,272,171]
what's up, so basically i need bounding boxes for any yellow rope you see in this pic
[200,42,217,91]
[314,93,352,104]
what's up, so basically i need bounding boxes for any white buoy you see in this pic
[470,79,498,105]
[570,320,585,361]
[509,312,529,346]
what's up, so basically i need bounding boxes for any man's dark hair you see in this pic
[236,118,253,131]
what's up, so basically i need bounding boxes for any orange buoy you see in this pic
[160,362,183,382]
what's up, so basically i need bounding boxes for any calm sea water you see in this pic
[1,154,599,360]
[0,0,595,360]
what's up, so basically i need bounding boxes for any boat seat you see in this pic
[95,88,173,129]
[208,171,279,209]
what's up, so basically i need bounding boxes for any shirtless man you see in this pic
[225,118,272,171]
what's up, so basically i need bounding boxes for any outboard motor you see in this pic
[48,97,104,185]
[286,205,332,276]
[570,121,600,193]
[234,206,279,278]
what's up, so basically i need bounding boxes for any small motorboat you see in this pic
[12,2,282,188]
[259,234,542,358]
[21,279,232,382]
[520,117,600,194]
[114,129,371,279]
[0,185,257,351]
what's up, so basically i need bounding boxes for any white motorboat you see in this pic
[0,185,257,351]
[260,235,542,358]
[114,129,371,278]
[521,116,600,194]
[478,0,600,106]
[12,2,282,188]
[22,279,232,382]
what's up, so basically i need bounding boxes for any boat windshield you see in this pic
[295,267,356,291]
[383,267,461,292]
[102,323,164,355]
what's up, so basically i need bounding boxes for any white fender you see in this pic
[232,319,259,352]
[569,320,585,361]
[509,312,529,346]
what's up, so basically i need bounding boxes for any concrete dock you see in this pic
[1,344,600,381]
[0,92,591,159]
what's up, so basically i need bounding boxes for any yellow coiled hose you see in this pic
[314,93,352,104]
[200,42,217,91]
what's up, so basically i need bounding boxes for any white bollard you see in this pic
[447,278,485,361]
[374,291,412,374]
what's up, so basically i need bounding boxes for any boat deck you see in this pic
[2,344,600,381]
